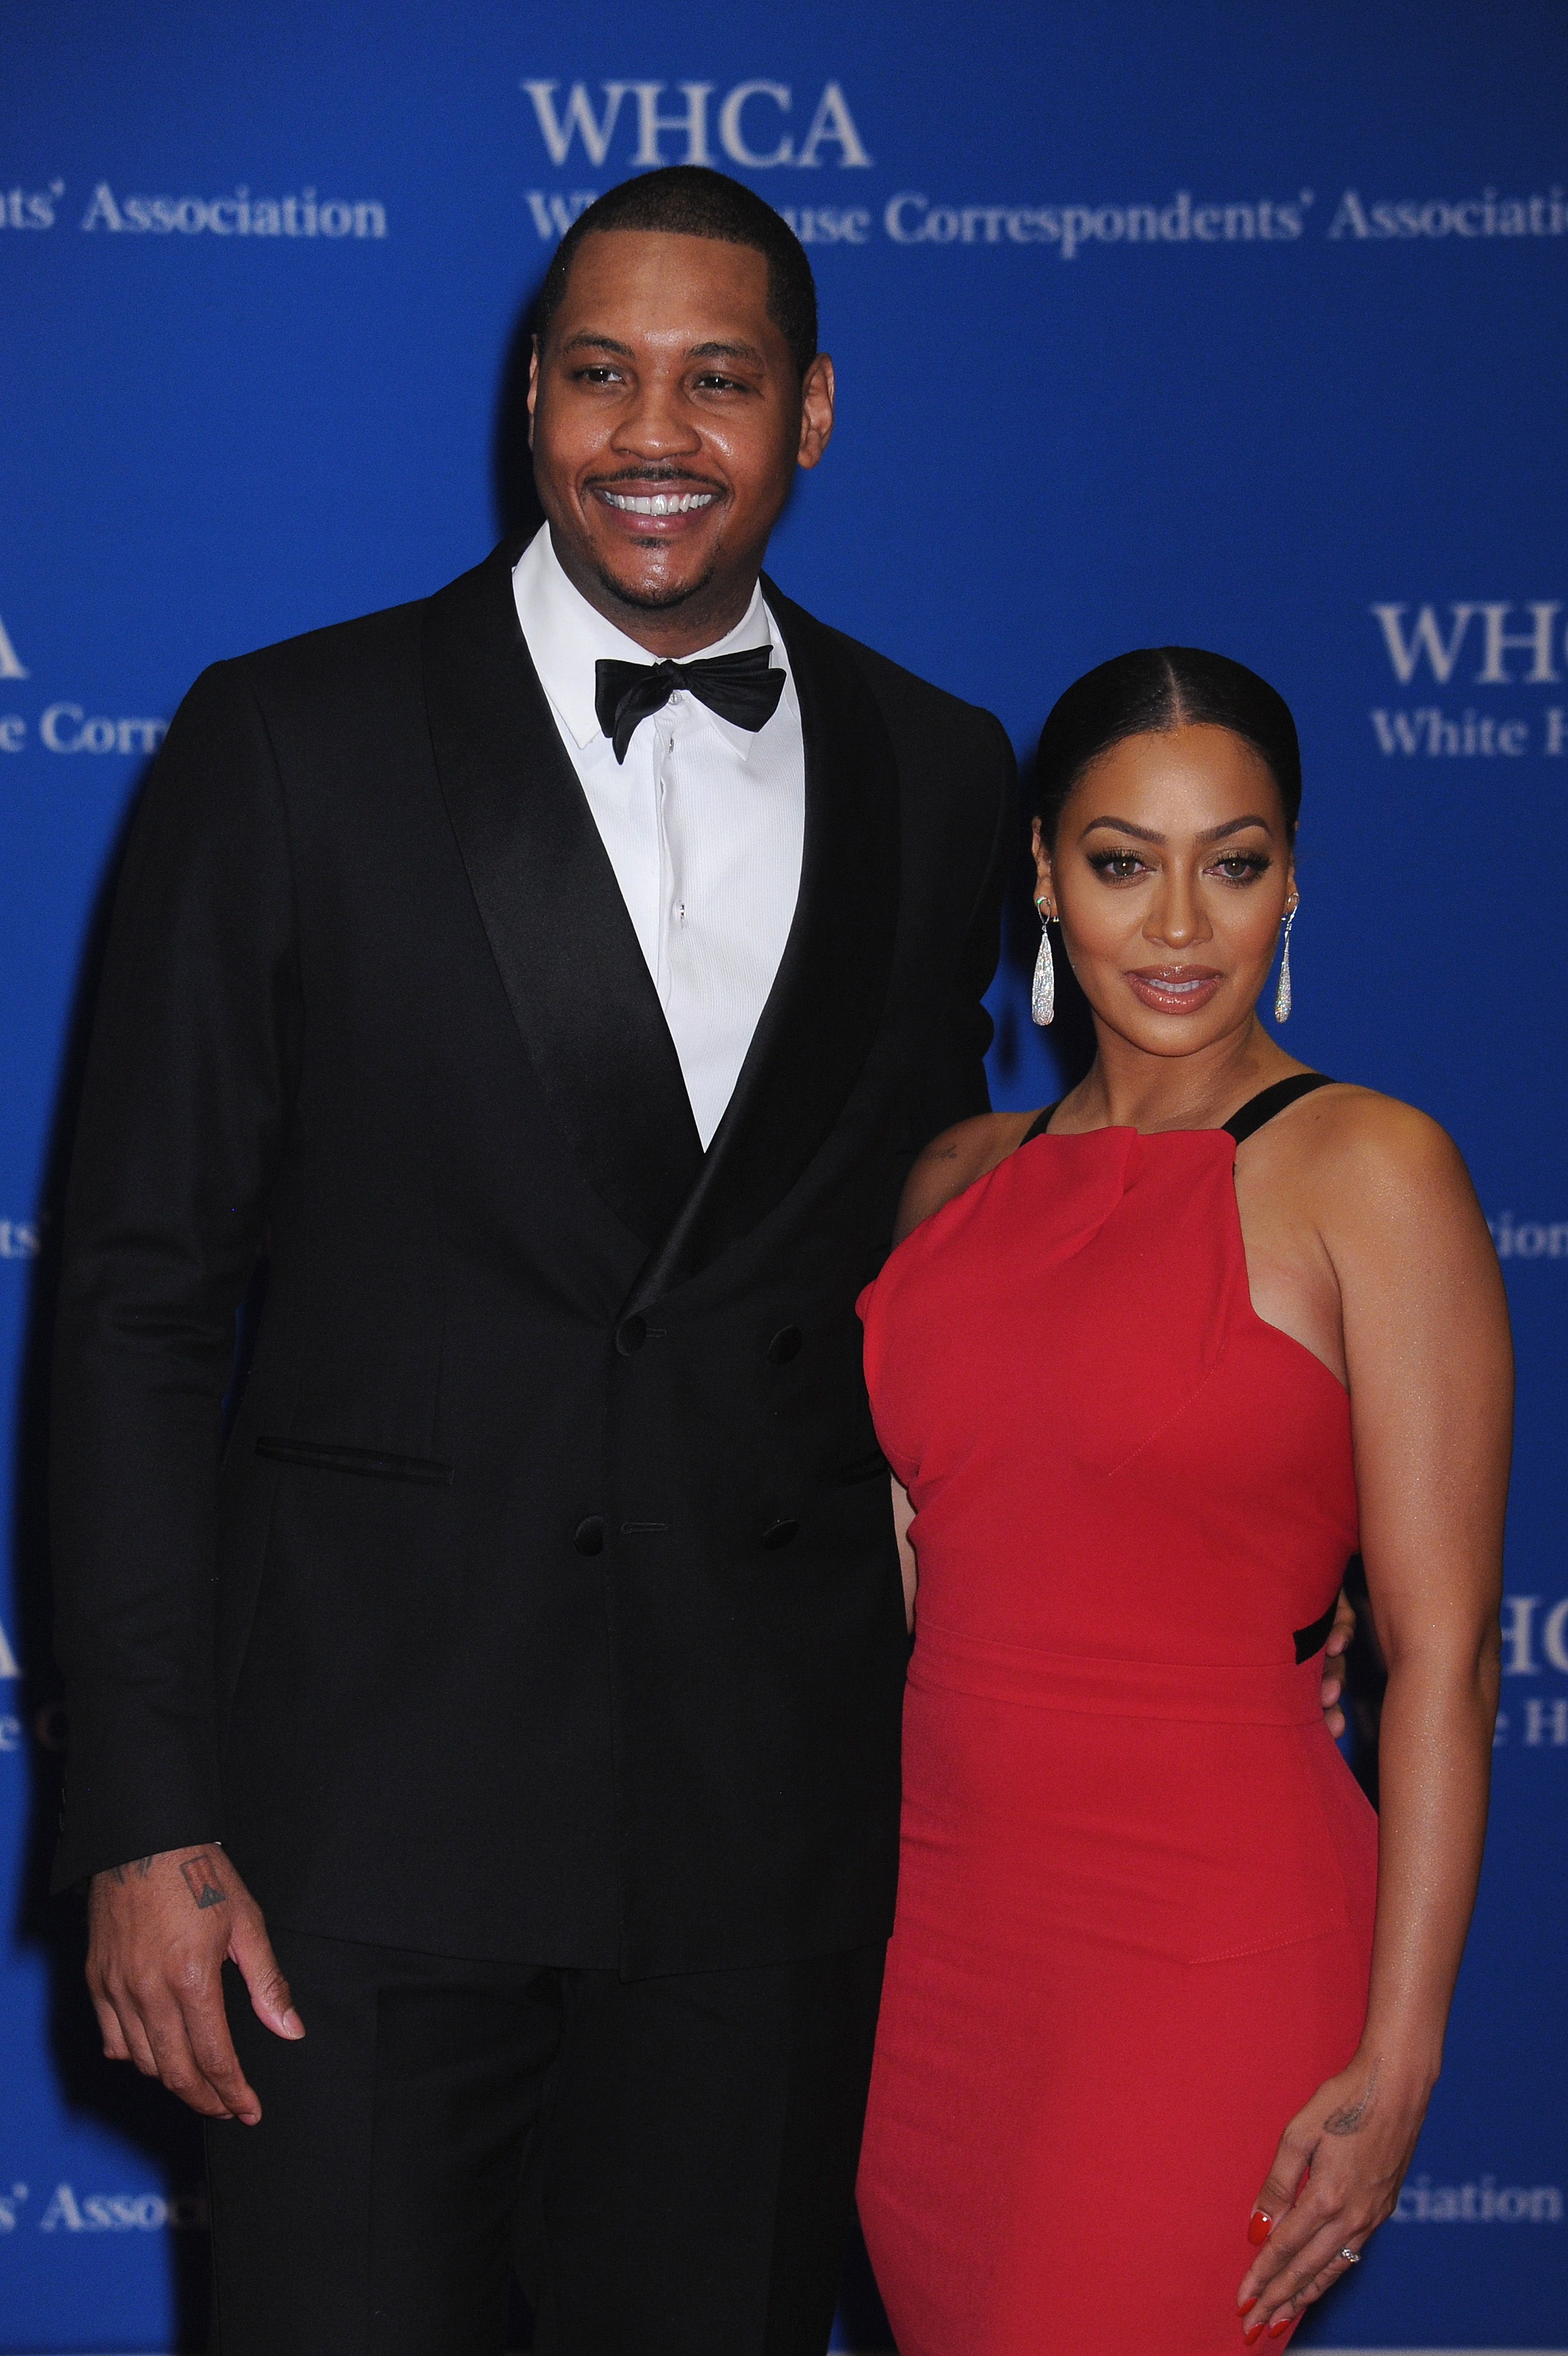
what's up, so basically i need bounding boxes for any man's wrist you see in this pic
[92,1839,225,1888]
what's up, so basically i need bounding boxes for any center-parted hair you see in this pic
[533,166,820,379]
[1033,648,1303,844]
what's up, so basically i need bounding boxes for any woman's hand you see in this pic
[1235,2052,1431,2339]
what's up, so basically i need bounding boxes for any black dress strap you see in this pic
[1022,1080,1331,1150]
[1223,1072,1334,1146]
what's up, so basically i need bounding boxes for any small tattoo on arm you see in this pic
[1324,2064,1378,2136]
[180,1855,226,1911]
[109,1855,156,1886]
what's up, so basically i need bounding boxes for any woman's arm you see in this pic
[1239,1101,1511,2338]
[893,1110,1035,1243]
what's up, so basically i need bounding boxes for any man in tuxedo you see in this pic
[52,167,1016,2352]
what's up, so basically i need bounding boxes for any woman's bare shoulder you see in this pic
[894,1110,1041,1244]
[1287,1080,1462,1170]
[1281,1081,1482,1241]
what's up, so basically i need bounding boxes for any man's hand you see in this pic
[86,1846,302,2123]
[1320,1587,1356,1738]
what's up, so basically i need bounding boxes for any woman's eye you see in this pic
[1088,850,1148,881]
[1212,852,1271,883]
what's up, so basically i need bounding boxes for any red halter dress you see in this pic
[854,1078,1377,2354]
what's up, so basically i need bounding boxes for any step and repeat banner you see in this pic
[1,3,1563,2348]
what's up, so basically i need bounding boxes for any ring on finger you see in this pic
[1337,2245,1360,2265]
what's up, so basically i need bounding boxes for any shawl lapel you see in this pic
[423,544,703,1246]
[621,579,902,1314]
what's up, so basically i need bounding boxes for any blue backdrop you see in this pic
[2,4,1564,2347]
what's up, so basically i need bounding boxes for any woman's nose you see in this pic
[1146,876,1211,948]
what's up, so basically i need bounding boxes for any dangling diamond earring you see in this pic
[1031,897,1056,1027]
[1273,900,1298,1024]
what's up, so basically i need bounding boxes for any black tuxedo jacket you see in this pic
[51,541,1015,1974]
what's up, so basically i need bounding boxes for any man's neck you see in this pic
[547,524,764,658]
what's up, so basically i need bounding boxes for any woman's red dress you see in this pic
[855,1107,1377,2353]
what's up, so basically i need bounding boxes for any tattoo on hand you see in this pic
[1324,2063,1378,2136]
[109,1856,156,1885]
[180,1855,226,1911]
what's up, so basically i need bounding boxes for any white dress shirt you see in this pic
[512,524,806,1151]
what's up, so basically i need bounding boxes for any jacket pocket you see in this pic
[255,1437,453,1487]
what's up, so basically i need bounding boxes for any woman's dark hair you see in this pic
[1033,647,1302,845]
[535,166,819,380]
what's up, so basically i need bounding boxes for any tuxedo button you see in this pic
[573,1516,605,1556]
[760,1518,799,1550]
[615,1315,647,1356]
[766,1325,803,1364]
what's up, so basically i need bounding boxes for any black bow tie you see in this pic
[593,645,785,764]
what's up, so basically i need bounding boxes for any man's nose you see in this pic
[611,377,703,459]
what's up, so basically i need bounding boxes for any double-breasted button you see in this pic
[766,1325,803,1364]
[615,1314,647,1355]
[760,1518,799,1551]
[573,1516,606,1556]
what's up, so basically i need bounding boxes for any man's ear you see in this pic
[797,354,835,470]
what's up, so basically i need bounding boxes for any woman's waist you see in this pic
[909,1614,1328,1727]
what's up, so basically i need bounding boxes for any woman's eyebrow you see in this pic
[1077,814,1273,844]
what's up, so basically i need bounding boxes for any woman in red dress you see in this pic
[854,649,1510,2352]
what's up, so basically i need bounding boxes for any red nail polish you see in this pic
[1247,2210,1273,2245]
[1269,2321,1291,2339]
[1243,2328,1264,2347]
[1239,2297,1258,2314]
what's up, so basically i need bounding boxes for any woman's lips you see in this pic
[1125,965,1223,1014]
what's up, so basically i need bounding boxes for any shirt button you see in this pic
[573,1516,605,1557]
[616,1315,647,1355]
[760,1518,799,1551]
[766,1326,803,1364]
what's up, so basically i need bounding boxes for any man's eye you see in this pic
[576,366,622,386]
[694,373,746,391]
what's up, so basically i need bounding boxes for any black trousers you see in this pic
[205,1927,885,2356]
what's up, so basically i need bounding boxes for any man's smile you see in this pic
[596,489,717,515]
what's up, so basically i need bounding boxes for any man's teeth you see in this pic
[601,491,716,515]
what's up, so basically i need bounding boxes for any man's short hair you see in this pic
[534,166,819,379]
